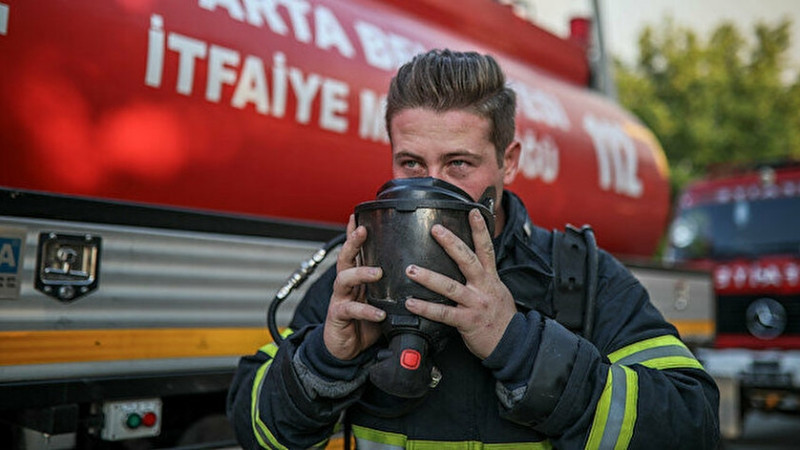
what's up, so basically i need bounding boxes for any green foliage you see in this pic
[615,17,800,193]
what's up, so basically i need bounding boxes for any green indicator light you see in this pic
[126,413,142,429]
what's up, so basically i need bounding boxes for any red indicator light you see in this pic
[400,349,421,370]
[142,411,158,427]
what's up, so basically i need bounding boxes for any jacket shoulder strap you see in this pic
[551,225,598,337]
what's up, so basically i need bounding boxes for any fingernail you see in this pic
[432,225,445,236]
[406,264,418,276]
[471,209,482,221]
[371,267,382,277]
[376,310,386,320]
[406,299,417,308]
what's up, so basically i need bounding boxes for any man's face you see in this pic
[390,108,519,211]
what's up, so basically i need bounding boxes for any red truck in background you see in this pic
[0,0,713,448]
[666,162,800,439]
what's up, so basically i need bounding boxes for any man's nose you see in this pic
[427,167,443,179]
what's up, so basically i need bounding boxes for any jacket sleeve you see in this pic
[227,266,373,449]
[487,250,720,449]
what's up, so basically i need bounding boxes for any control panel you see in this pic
[101,398,162,441]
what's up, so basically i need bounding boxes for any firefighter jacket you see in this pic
[227,191,720,449]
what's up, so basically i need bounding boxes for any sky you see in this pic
[528,0,800,74]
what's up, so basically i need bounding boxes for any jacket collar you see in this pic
[493,190,552,276]
[492,191,555,313]
[494,190,531,256]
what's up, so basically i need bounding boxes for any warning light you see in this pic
[400,349,421,370]
[142,411,158,427]
[125,413,142,429]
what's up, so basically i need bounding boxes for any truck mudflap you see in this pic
[697,348,800,439]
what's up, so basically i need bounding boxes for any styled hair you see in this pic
[385,49,517,165]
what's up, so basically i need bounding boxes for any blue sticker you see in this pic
[0,237,21,274]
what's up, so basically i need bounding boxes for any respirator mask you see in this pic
[354,177,495,398]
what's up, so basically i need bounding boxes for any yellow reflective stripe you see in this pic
[585,335,701,449]
[251,360,284,449]
[351,425,552,449]
[259,342,278,358]
[585,366,638,450]
[585,369,613,449]
[607,335,704,371]
[638,356,705,371]
[354,425,406,447]
[618,367,638,450]
[251,328,295,450]
[258,328,295,355]
[608,335,683,363]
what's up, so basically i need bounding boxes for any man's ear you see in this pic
[502,141,521,185]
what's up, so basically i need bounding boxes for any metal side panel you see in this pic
[0,216,336,382]
[628,264,715,347]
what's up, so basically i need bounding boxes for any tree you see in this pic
[615,17,800,192]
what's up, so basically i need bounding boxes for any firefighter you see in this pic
[227,49,720,449]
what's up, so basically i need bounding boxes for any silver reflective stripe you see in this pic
[585,365,638,450]
[612,344,695,367]
[598,365,626,449]
[355,438,404,450]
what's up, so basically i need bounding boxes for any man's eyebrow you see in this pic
[441,150,483,161]
[393,149,483,162]
[393,150,419,160]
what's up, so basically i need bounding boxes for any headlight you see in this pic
[670,216,698,249]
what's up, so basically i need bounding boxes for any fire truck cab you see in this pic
[667,162,800,439]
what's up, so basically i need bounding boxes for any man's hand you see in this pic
[404,209,516,359]
[323,215,386,361]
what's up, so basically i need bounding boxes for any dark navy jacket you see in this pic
[227,191,719,449]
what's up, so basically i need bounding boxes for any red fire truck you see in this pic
[666,162,800,439]
[0,0,713,448]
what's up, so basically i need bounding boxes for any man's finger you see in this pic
[333,266,382,296]
[405,264,471,307]
[404,297,462,327]
[468,208,497,276]
[431,223,483,280]
[337,216,367,272]
[332,299,386,323]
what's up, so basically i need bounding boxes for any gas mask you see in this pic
[354,177,495,398]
